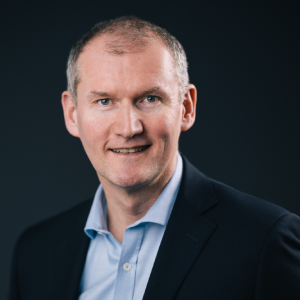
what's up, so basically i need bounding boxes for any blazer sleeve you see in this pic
[255,213,300,299]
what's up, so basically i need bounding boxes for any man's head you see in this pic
[62,16,196,191]
[66,16,189,104]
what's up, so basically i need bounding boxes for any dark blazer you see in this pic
[9,157,300,299]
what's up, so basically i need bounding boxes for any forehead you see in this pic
[76,36,177,95]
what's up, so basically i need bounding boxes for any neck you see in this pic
[99,156,177,243]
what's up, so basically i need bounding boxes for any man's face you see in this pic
[63,37,195,190]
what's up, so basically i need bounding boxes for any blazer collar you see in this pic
[143,156,218,300]
[180,155,218,214]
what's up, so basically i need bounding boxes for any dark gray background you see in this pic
[1,0,299,297]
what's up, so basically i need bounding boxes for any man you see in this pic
[9,16,300,300]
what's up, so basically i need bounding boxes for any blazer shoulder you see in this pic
[181,155,290,226]
[208,177,290,226]
[10,199,93,300]
[18,198,93,248]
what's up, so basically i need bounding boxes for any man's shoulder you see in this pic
[10,199,93,298]
[18,198,93,249]
[209,177,289,221]
[182,156,290,229]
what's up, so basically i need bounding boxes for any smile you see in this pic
[110,145,150,153]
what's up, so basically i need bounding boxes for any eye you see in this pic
[145,96,157,103]
[99,99,110,105]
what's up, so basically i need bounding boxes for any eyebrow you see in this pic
[90,90,110,98]
[89,86,161,99]
[138,87,160,98]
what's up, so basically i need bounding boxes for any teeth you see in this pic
[111,146,148,153]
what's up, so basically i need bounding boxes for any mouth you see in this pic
[110,145,151,154]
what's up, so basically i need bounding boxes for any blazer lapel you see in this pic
[143,157,218,300]
[52,200,92,300]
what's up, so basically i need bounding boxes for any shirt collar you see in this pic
[84,152,183,239]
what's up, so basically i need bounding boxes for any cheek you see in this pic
[147,108,181,145]
[77,113,110,150]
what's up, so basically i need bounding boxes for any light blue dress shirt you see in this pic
[78,153,183,300]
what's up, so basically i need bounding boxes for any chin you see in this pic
[111,172,153,189]
[115,177,147,189]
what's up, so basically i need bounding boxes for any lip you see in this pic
[109,144,151,155]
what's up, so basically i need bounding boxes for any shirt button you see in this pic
[97,232,105,235]
[123,263,131,271]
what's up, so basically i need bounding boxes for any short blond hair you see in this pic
[67,16,189,104]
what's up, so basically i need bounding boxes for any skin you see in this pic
[62,35,197,243]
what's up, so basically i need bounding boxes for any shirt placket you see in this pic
[113,226,145,300]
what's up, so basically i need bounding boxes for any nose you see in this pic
[113,102,143,139]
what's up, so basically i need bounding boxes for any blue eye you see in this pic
[146,96,156,103]
[100,99,110,105]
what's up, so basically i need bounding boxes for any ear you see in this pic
[181,84,197,132]
[61,91,80,137]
